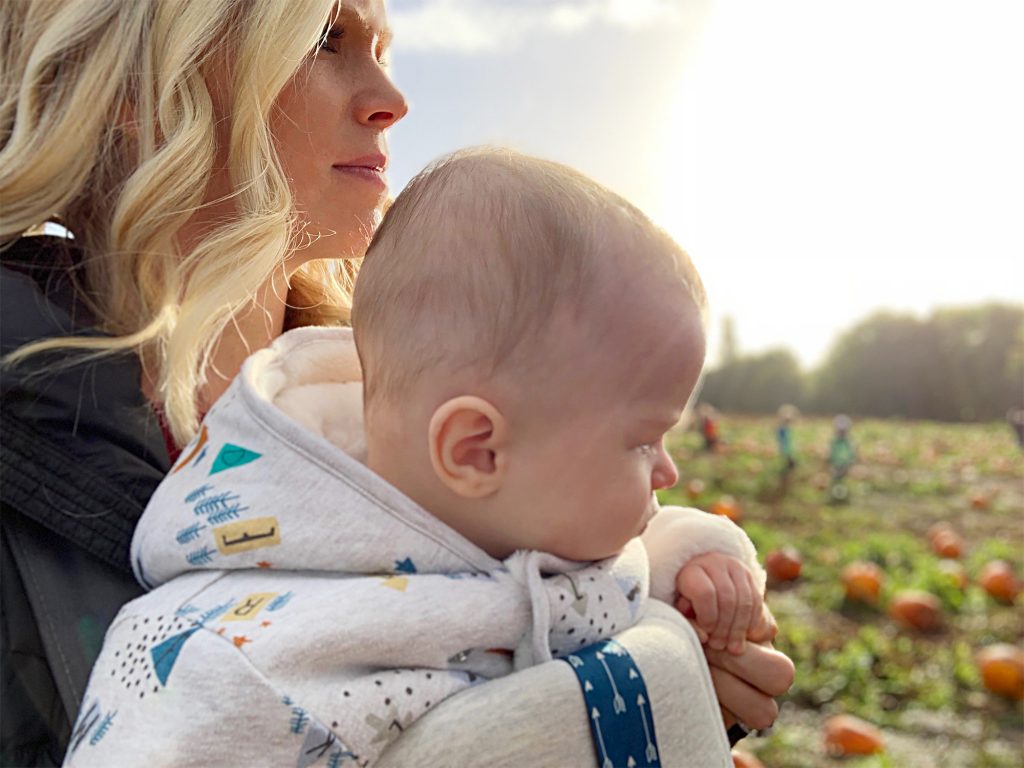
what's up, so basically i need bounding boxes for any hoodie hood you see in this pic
[131,326,501,589]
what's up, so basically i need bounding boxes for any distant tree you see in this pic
[931,304,1024,419]
[699,303,1022,421]
[809,312,940,418]
[719,316,739,366]
[809,303,1023,420]
[701,348,805,414]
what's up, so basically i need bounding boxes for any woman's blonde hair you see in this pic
[0,0,353,444]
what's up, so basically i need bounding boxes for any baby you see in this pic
[353,147,763,648]
[67,149,765,767]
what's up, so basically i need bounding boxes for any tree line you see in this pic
[699,303,1024,422]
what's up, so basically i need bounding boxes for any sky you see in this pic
[385,0,1023,368]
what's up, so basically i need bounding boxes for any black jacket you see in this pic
[0,237,171,766]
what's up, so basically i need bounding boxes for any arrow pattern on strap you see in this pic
[559,639,662,768]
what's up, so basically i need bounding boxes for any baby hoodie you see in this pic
[65,327,763,767]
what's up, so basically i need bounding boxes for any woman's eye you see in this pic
[319,26,345,54]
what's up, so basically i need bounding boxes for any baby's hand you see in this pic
[675,552,763,655]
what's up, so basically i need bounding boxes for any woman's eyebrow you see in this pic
[335,5,393,48]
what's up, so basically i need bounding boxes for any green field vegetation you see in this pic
[659,416,1024,768]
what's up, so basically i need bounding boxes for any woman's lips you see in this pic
[333,165,387,189]
[333,154,388,190]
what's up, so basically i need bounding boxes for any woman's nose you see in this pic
[358,72,408,129]
[651,449,679,491]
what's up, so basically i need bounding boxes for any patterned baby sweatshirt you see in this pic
[65,327,763,767]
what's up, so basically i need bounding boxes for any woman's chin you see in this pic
[297,211,383,260]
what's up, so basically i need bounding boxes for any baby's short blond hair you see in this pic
[352,147,706,410]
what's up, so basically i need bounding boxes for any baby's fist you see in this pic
[675,553,763,655]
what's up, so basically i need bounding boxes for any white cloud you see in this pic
[390,0,685,53]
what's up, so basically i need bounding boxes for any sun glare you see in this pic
[652,1,1024,366]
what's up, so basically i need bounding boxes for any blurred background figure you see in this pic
[698,403,720,453]
[828,414,856,502]
[776,404,800,475]
[1007,407,1024,450]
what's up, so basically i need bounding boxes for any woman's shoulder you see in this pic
[2,236,170,572]
[1,234,92,345]
[377,603,732,768]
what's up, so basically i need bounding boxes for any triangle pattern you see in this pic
[151,627,200,686]
[209,443,263,476]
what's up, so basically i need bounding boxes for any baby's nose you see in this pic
[652,451,679,491]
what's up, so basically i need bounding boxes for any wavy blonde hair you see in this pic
[0,0,355,444]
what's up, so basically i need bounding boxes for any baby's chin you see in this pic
[550,535,639,563]
[639,496,660,531]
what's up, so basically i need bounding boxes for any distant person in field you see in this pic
[828,415,856,500]
[1007,407,1024,450]
[70,148,778,766]
[776,405,799,476]
[699,403,720,452]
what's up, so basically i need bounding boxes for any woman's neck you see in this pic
[195,272,289,412]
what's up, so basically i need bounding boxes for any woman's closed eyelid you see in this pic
[319,27,390,67]
[318,26,345,54]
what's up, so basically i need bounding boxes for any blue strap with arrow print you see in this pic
[560,638,661,768]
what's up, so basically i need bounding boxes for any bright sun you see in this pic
[651,0,1024,367]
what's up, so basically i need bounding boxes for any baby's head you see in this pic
[352,148,707,561]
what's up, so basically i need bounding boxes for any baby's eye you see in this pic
[636,442,658,456]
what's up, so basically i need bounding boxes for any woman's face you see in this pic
[185,0,407,266]
[273,0,407,263]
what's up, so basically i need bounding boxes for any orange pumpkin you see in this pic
[732,748,766,768]
[926,521,954,545]
[711,495,741,522]
[841,561,884,603]
[969,491,990,510]
[888,590,943,632]
[930,528,963,559]
[978,560,1020,604]
[823,714,885,756]
[975,644,1024,700]
[765,547,802,582]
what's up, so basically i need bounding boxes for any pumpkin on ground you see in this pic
[926,521,954,544]
[888,590,943,632]
[765,547,802,582]
[975,644,1024,701]
[930,528,964,559]
[711,495,741,522]
[841,561,884,604]
[978,560,1020,604]
[823,714,885,756]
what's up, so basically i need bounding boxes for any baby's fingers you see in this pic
[745,569,766,641]
[702,568,736,651]
[677,565,719,640]
[725,563,758,655]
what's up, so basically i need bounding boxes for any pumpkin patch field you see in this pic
[660,417,1023,767]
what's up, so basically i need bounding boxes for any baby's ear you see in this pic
[428,396,508,498]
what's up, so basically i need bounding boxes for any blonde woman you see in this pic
[0,0,792,765]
